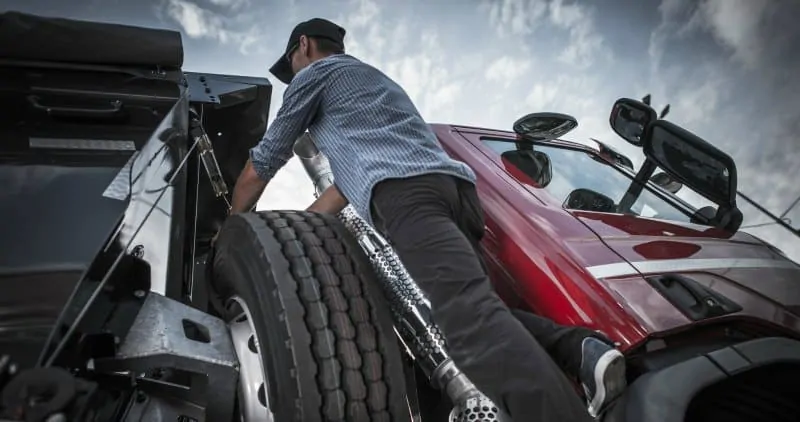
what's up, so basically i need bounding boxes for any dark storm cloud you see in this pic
[647,0,800,232]
[1,0,171,30]
[650,0,800,260]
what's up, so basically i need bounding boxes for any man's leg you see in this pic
[454,193,596,374]
[371,174,594,422]
[511,308,627,417]
[453,178,627,416]
[509,309,591,373]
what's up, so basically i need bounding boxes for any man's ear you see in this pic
[298,35,310,56]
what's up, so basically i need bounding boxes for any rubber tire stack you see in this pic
[210,210,411,422]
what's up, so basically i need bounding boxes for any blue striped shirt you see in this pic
[250,54,476,226]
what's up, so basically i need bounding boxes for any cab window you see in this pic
[482,137,693,223]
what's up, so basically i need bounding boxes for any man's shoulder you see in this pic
[311,54,362,71]
[323,53,362,65]
[291,54,361,83]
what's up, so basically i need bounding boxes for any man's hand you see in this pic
[307,184,349,214]
[230,159,268,214]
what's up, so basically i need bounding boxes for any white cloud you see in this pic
[474,0,627,165]
[483,0,548,37]
[671,77,721,126]
[481,0,611,68]
[547,0,609,67]
[345,0,380,28]
[166,0,226,40]
[485,56,532,88]
[697,0,770,69]
[163,0,265,55]
[207,0,250,9]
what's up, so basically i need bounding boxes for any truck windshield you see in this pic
[482,138,693,223]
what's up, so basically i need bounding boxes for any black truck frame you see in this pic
[0,11,274,421]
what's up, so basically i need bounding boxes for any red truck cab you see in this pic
[431,103,800,421]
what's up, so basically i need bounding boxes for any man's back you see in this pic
[254,53,475,225]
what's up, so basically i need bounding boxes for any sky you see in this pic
[6,0,800,261]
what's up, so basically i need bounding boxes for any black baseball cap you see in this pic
[269,18,346,85]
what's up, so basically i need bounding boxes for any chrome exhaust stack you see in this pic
[293,134,507,422]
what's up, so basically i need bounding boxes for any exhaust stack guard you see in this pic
[293,134,507,422]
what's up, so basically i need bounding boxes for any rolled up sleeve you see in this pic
[249,66,325,181]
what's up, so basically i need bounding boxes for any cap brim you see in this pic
[269,55,294,85]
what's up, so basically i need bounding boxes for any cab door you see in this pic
[437,127,553,309]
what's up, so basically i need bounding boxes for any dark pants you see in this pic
[371,173,595,422]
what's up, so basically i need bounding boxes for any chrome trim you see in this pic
[587,257,800,280]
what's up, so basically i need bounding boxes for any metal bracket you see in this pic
[189,115,232,211]
[93,293,238,422]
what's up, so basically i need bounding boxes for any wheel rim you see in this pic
[227,296,273,422]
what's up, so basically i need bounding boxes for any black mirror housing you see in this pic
[610,98,658,147]
[563,188,617,213]
[642,120,738,208]
[513,112,578,141]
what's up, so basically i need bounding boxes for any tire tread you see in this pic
[211,210,408,422]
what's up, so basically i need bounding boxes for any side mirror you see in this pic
[643,120,737,208]
[563,188,617,213]
[513,112,578,141]
[650,172,683,194]
[501,148,554,188]
[609,98,658,147]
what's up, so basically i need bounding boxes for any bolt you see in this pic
[132,245,145,258]
[134,290,146,298]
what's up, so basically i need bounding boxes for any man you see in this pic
[228,17,626,421]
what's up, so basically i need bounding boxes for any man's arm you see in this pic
[229,66,326,214]
[229,160,267,213]
[306,184,349,214]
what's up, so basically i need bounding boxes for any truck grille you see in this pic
[686,363,799,422]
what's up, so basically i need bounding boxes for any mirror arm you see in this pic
[619,158,658,213]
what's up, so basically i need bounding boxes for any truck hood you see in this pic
[571,211,800,335]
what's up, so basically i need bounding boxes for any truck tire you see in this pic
[210,210,411,422]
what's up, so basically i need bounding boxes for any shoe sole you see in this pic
[586,349,626,418]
